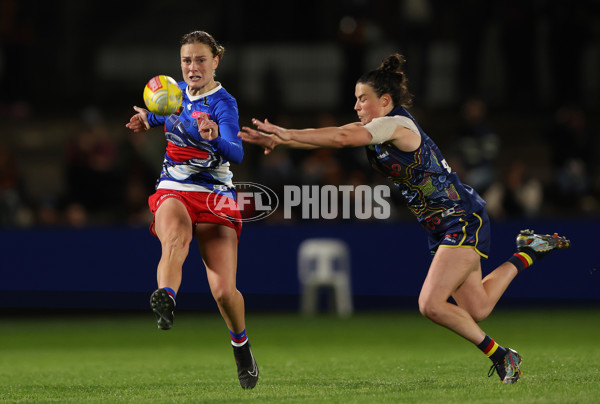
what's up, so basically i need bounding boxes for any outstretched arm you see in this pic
[238,123,319,155]
[239,118,373,153]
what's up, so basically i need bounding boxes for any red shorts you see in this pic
[148,189,242,239]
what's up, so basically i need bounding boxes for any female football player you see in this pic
[126,30,258,389]
[239,53,570,384]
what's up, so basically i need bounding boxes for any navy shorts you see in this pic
[427,210,491,258]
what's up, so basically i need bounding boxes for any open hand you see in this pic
[250,118,291,141]
[125,106,150,132]
[238,125,279,155]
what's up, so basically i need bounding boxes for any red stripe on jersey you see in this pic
[166,142,209,162]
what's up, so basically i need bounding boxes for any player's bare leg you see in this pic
[418,246,487,344]
[453,229,571,323]
[452,261,518,322]
[418,247,523,383]
[155,198,193,291]
[196,222,258,389]
[196,223,245,332]
[150,198,193,330]
[421,231,570,384]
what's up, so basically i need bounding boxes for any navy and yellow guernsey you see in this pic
[365,106,486,235]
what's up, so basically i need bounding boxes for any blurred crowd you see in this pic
[0,108,164,228]
[2,97,598,228]
[1,0,599,228]
[245,100,600,224]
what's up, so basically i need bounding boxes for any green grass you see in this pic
[1,309,599,403]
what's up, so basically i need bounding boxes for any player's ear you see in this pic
[381,94,391,107]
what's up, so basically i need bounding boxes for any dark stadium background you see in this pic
[1,0,598,311]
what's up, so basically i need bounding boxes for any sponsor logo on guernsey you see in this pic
[191,111,210,120]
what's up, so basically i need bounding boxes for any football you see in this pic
[143,75,183,116]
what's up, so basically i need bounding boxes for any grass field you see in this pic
[1,308,599,403]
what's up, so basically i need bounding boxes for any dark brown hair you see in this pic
[180,31,225,59]
[357,53,413,108]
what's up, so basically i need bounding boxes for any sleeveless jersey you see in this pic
[365,107,486,234]
[146,82,243,199]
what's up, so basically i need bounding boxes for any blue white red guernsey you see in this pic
[365,106,486,235]
[146,81,243,200]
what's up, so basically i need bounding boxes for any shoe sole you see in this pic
[150,289,174,330]
[518,230,571,253]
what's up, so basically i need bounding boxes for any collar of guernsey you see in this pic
[186,82,222,100]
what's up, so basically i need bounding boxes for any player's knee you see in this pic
[212,286,237,306]
[418,297,443,323]
[160,231,192,253]
[419,304,441,322]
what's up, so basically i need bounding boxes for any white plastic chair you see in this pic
[297,238,352,317]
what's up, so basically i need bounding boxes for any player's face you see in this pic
[354,83,387,124]
[181,43,220,95]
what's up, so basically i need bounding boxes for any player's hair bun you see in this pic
[358,52,413,107]
[379,54,406,81]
